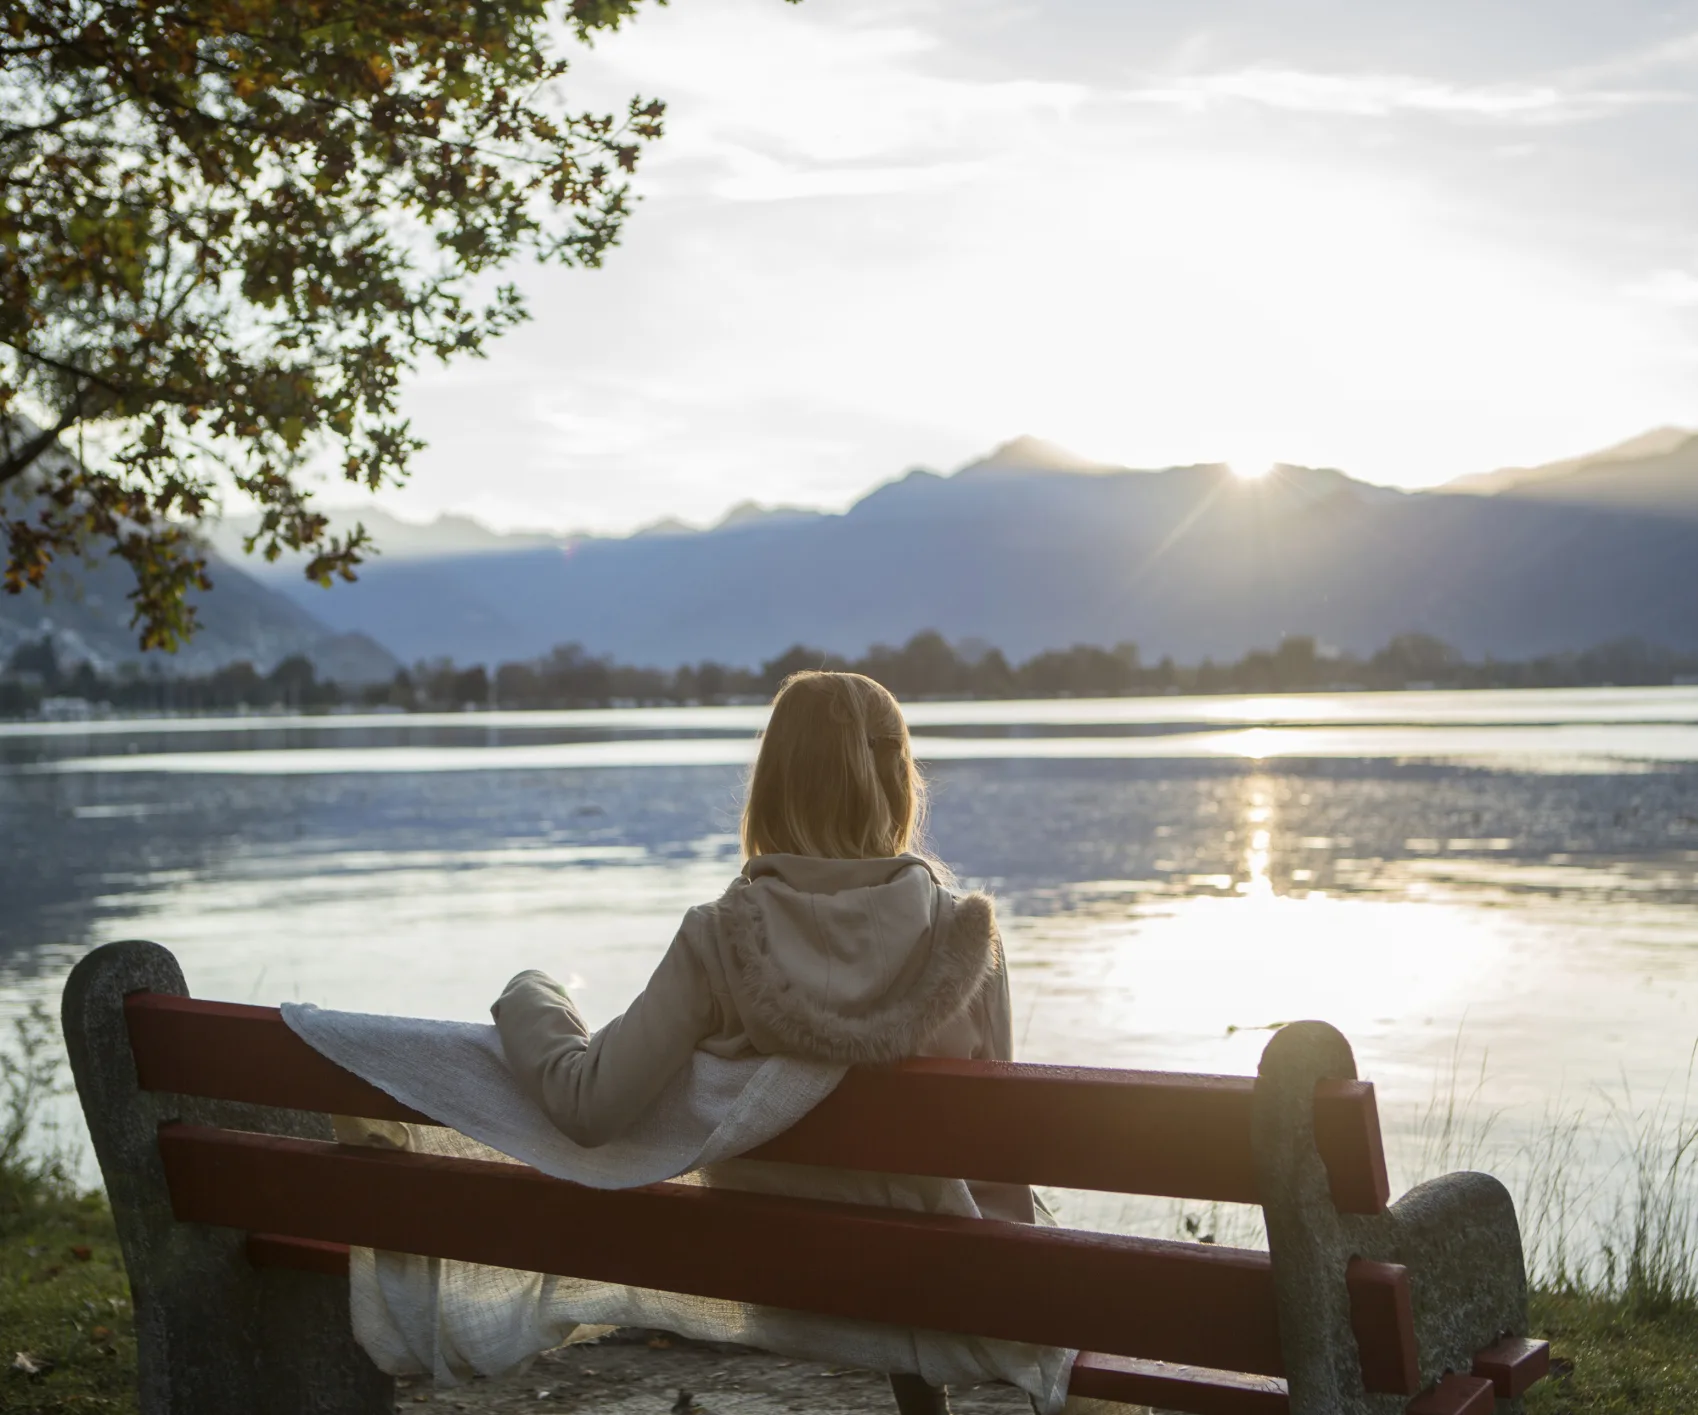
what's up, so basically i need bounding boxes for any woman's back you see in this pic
[690,852,1008,1065]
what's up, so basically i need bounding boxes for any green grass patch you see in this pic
[1527,1288,1698,1415]
[0,1180,136,1414]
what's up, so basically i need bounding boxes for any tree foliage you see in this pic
[0,0,667,647]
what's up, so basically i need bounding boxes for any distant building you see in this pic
[40,696,99,721]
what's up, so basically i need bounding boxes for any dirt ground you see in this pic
[395,1329,1036,1415]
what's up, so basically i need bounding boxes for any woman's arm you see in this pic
[492,926,718,1147]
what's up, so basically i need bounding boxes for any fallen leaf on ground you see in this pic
[69,1245,92,1261]
[11,1351,55,1378]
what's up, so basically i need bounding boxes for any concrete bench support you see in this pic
[1254,1022,1529,1415]
[62,939,393,1415]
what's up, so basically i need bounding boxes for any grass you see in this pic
[1,1010,1695,1413]
[1527,1290,1698,1415]
[0,1186,136,1414]
[2,1005,135,1414]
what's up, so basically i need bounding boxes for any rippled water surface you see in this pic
[4,687,1697,1248]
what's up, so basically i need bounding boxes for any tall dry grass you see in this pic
[1400,1036,1698,1311]
[0,1002,72,1204]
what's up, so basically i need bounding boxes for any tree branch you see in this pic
[0,399,85,489]
[0,340,129,398]
[0,96,126,143]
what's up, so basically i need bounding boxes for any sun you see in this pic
[1228,457,1277,481]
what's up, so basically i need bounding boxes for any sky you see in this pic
[343,0,1698,534]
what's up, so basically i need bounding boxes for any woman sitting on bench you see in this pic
[491,669,1026,1415]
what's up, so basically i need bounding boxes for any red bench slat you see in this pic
[160,1122,1289,1376]
[1406,1373,1496,1415]
[126,994,1388,1211]
[247,1233,351,1276]
[1311,1078,1391,1213]
[127,996,434,1123]
[244,1239,1293,1415]
[1069,1353,1290,1415]
[1471,1336,1550,1398]
[1346,1258,1419,1395]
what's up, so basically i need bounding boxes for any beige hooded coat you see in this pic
[492,852,1032,1222]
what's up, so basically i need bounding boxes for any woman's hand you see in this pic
[491,970,567,1023]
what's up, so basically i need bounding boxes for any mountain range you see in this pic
[11,428,1698,676]
[1446,425,1698,519]
[211,429,1698,669]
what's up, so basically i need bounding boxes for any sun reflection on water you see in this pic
[1239,780,1274,899]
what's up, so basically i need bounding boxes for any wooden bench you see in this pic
[64,940,1550,1415]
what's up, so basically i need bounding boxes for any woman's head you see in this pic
[741,671,924,861]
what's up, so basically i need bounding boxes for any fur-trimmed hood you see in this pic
[716,853,1000,1067]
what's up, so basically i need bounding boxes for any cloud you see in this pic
[1630,269,1698,308]
[708,154,991,204]
[1119,67,1681,124]
[1120,67,1677,123]
[1567,27,1698,83]
[567,0,1085,202]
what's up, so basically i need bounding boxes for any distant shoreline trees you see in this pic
[4,630,1697,720]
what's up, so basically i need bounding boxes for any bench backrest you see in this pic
[65,941,1545,1415]
[124,993,1408,1411]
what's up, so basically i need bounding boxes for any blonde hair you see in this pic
[741,671,926,861]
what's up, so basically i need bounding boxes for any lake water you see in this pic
[4,686,1697,1265]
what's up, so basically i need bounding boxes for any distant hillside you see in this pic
[250,441,1698,667]
[0,416,401,682]
[0,547,400,683]
[1449,427,1698,519]
[208,494,828,562]
[206,505,565,563]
